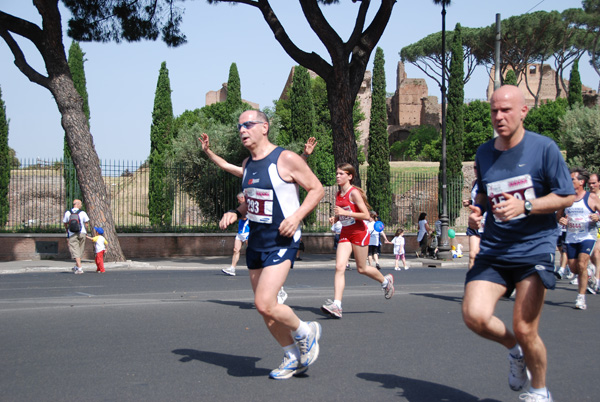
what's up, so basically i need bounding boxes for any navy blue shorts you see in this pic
[466,254,556,296]
[245,247,297,270]
[466,227,480,237]
[565,240,596,259]
[556,231,566,249]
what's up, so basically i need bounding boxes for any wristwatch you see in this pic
[524,200,533,216]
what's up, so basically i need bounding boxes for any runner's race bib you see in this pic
[339,206,356,227]
[244,187,273,224]
[486,174,536,222]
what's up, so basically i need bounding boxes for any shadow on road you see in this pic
[206,299,255,310]
[172,349,270,377]
[357,372,502,402]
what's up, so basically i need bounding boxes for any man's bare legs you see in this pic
[463,275,548,389]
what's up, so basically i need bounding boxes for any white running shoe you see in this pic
[575,294,587,310]
[570,277,578,285]
[383,274,394,299]
[221,267,236,276]
[518,391,553,401]
[74,268,84,274]
[321,299,342,318]
[277,287,288,304]
[508,353,529,391]
[295,321,321,367]
[268,352,307,380]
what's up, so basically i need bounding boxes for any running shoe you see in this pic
[570,277,578,285]
[518,391,553,401]
[295,321,321,367]
[71,266,78,273]
[383,274,394,299]
[277,287,288,304]
[565,270,575,280]
[508,352,529,391]
[221,267,236,276]
[269,352,308,380]
[575,294,587,310]
[394,267,401,271]
[554,267,564,280]
[321,299,342,318]
[587,274,597,295]
[74,268,84,274]
[376,263,381,270]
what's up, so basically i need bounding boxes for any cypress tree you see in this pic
[65,41,88,209]
[148,61,174,227]
[225,62,242,121]
[568,59,583,108]
[504,69,518,86]
[444,23,465,222]
[290,66,316,144]
[366,47,392,223]
[0,86,9,226]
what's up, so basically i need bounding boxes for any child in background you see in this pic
[87,227,108,273]
[387,229,407,270]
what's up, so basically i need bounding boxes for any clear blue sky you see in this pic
[1,0,593,162]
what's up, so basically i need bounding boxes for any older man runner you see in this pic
[218,110,324,380]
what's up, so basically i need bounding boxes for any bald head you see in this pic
[490,85,528,141]
[491,85,526,108]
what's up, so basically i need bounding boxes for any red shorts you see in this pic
[339,228,369,246]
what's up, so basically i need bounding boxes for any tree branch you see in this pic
[0,12,50,88]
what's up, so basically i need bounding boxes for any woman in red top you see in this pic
[320,163,395,319]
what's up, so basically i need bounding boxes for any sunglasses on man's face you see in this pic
[237,121,265,131]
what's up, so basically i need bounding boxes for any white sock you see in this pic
[334,299,342,309]
[283,344,300,360]
[381,278,389,287]
[509,343,523,358]
[529,387,548,397]
[293,321,310,340]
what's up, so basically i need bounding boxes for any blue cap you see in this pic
[94,227,104,235]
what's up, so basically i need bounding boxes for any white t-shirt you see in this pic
[391,236,405,256]
[63,208,90,236]
[367,221,380,246]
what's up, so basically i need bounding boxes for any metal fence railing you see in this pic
[5,159,471,233]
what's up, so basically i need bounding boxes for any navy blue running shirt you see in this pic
[475,131,574,260]
[242,147,301,252]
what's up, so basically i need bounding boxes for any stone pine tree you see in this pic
[225,62,242,121]
[444,23,464,223]
[148,61,174,227]
[65,41,88,210]
[568,59,583,108]
[0,86,9,227]
[366,47,392,223]
[504,69,518,86]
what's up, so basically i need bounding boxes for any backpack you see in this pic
[68,210,82,233]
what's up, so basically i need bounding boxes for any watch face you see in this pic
[525,201,532,211]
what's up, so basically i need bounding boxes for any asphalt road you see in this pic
[0,265,597,402]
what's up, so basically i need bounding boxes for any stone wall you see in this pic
[0,232,469,262]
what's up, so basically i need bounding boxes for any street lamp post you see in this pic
[437,1,451,260]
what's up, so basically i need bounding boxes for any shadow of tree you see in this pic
[172,349,270,377]
[357,372,502,402]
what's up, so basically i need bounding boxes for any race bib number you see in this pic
[486,174,536,222]
[244,187,273,224]
[339,206,356,227]
[567,217,586,233]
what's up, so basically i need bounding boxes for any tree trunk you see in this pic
[49,75,126,262]
[326,69,361,187]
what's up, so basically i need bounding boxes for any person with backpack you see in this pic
[62,199,91,274]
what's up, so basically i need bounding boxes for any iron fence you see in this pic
[5,159,470,233]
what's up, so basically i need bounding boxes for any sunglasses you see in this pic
[237,120,265,131]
